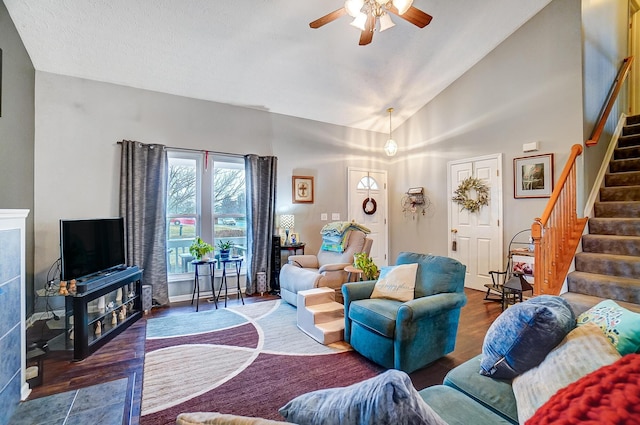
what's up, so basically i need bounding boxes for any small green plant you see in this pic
[189,236,213,260]
[353,252,379,280]
[216,240,234,251]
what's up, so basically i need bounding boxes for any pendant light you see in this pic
[384,107,398,157]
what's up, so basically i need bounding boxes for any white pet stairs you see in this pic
[296,287,345,345]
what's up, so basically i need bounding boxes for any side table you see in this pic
[191,259,218,312]
[215,257,245,308]
[344,265,364,282]
[281,242,306,255]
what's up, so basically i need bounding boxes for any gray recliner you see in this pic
[279,230,373,306]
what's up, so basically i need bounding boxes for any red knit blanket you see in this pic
[527,353,640,425]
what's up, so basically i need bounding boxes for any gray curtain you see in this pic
[119,140,169,305]
[244,155,277,295]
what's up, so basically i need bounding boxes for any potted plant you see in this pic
[353,252,379,280]
[217,240,234,260]
[189,236,213,261]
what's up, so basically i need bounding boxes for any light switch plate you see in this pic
[331,213,340,221]
[320,213,328,221]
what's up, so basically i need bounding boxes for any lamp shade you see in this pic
[344,0,364,17]
[379,13,395,32]
[392,0,413,15]
[350,12,367,31]
[280,215,295,230]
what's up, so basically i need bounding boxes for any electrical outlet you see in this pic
[321,213,328,221]
[331,213,340,221]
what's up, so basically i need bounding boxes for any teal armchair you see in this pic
[342,252,467,373]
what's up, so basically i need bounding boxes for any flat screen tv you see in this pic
[60,218,126,281]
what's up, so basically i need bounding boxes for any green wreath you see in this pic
[452,177,490,213]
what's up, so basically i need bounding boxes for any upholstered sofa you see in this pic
[177,297,640,424]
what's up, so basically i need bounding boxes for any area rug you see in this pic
[140,300,383,424]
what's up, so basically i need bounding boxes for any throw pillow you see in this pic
[278,369,447,425]
[512,322,621,424]
[525,353,640,425]
[576,299,640,355]
[480,295,575,379]
[370,263,418,302]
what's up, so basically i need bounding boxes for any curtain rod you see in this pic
[117,140,245,158]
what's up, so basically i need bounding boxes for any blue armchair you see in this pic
[342,252,467,373]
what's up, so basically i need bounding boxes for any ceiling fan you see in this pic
[309,0,432,46]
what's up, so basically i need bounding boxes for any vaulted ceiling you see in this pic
[5,0,552,132]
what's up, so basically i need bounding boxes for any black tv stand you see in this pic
[65,267,143,360]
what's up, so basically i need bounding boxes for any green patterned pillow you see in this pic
[577,299,640,355]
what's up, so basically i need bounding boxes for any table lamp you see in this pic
[280,214,295,245]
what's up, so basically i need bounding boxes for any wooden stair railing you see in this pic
[586,56,633,147]
[531,144,587,296]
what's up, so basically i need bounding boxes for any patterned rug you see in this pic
[140,300,383,424]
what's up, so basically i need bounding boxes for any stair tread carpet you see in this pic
[588,217,640,235]
[605,170,640,186]
[561,292,640,316]
[599,185,640,201]
[567,271,640,305]
[594,201,640,217]
[582,234,640,256]
[575,252,640,277]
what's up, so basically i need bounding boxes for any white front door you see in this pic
[348,168,389,267]
[448,155,503,291]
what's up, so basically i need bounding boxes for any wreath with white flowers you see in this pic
[452,177,490,213]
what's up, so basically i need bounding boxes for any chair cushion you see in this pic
[443,355,518,423]
[576,299,640,355]
[419,385,515,425]
[279,369,448,425]
[512,322,621,424]
[348,298,402,338]
[396,252,466,297]
[371,263,418,302]
[480,295,575,379]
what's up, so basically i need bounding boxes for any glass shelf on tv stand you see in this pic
[65,267,143,361]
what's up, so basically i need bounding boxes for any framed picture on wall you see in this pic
[292,175,314,203]
[514,153,554,198]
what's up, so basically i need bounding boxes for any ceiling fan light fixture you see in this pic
[350,12,368,31]
[379,13,395,32]
[344,0,365,17]
[392,0,413,15]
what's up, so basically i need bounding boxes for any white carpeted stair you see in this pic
[296,287,344,345]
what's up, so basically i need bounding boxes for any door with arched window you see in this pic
[348,167,389,267]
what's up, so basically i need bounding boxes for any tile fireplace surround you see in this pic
[0,209,30,425]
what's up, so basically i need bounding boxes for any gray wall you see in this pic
[33,72,388,300]
[581,0,630,202]
[0,1,35,315]
[387,0,584,263]
[30,0,628,304]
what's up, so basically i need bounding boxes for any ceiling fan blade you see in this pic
[309,8,347,29]
[387,5,433,28]
[358,12,376,46]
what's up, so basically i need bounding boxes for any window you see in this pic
[166,151,246,277]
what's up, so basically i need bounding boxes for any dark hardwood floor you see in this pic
[26,288,502,424]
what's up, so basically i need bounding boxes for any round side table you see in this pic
[344,265,364,282]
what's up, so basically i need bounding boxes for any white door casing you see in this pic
[448,155,503,291]
[348,168,389,267]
